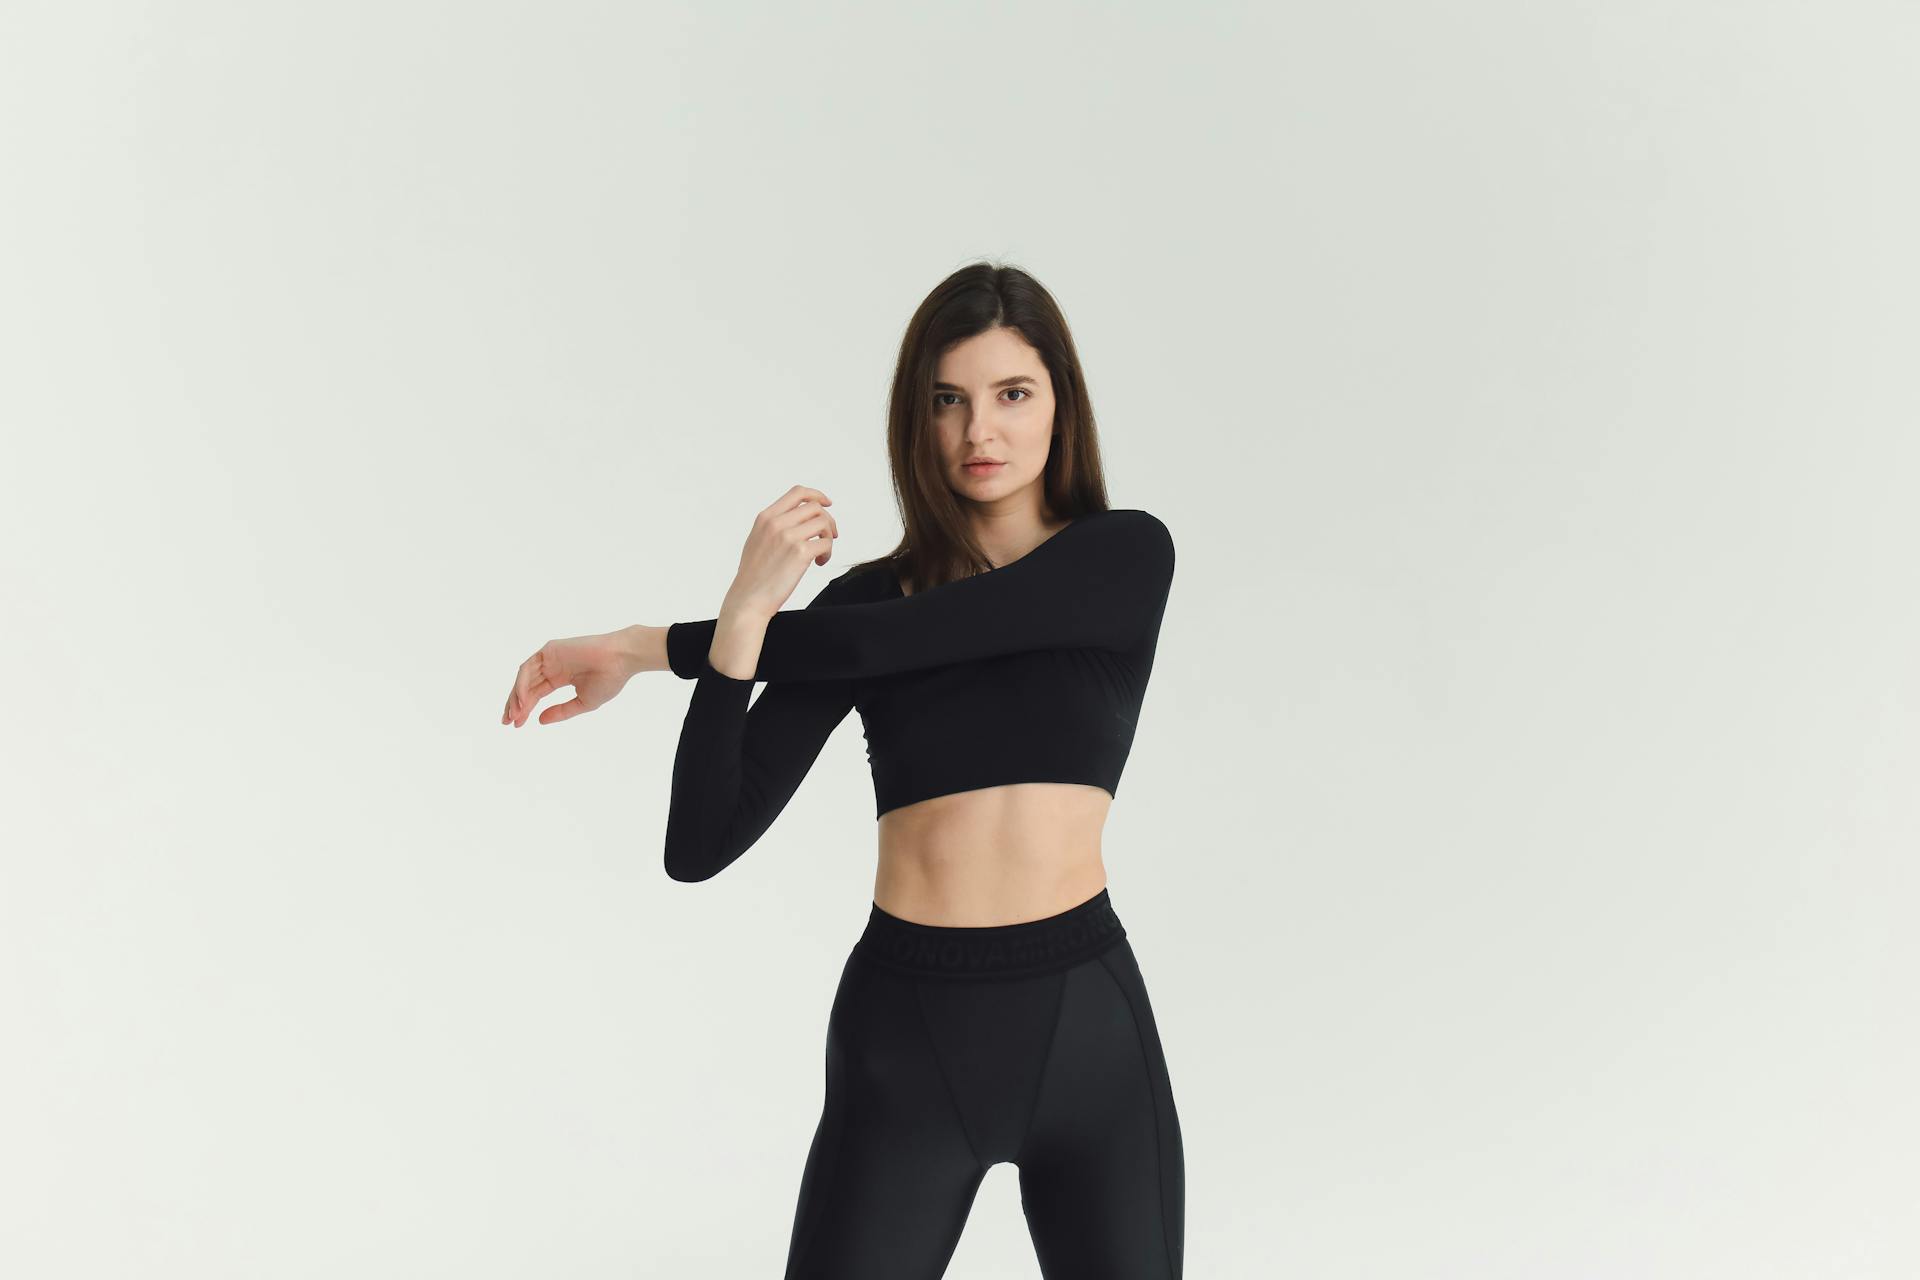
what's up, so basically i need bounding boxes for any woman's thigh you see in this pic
[783,953,989,1279]
[1016,939,1185,1279]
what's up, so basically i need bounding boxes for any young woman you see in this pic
[501,263,1184,1278]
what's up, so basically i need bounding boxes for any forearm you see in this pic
[626,604,777,682]
[662,647,856,884]
[705,599,776,682]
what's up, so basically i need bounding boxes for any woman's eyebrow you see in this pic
[933,375,1039,392]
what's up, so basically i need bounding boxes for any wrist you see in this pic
[616,623,667,675]
[719,584,779,623]
[709,604,773,681]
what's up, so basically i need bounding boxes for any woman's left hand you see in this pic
[501,627,645,728]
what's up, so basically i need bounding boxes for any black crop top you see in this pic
[660,507,1175,882]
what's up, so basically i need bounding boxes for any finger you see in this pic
[774,506,835,560]
[775,501,836,535]
[508,654,533,721]
[515,674,561,727]
[522,680,556,723]
[765,486,832,520]
[505,658,539,723]
[791,507,837,564]
[541,697,589,725]
[511,648,547,724]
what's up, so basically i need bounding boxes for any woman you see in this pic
[501,263,1184,1278]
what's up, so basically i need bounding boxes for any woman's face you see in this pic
[930,326,1057,509]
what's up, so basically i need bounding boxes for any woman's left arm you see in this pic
[663,509,1174,683]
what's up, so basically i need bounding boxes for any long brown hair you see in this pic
[844,261,1113,594]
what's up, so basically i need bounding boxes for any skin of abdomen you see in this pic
[873,781,1115,927]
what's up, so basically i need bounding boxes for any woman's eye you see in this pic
[934,389,1030,407]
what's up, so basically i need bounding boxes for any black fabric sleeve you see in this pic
[663,509,1174,684]
[661,569,861,883]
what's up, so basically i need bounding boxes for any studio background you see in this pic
[3,2,1914,1277]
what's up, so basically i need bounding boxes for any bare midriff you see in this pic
[873,781,1112,927]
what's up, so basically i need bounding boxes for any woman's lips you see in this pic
[964,461,1005,474]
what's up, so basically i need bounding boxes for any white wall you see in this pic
[3,2,1914,1276]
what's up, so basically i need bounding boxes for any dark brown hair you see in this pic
[844,261,1113,594]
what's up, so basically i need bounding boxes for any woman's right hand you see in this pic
[718,486,839,619]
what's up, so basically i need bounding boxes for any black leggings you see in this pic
[783,887,1184,1278]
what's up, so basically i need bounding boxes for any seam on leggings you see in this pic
[1097,948,1177,1280]
[911,981,988,1175]
[1013,967,1070,1169]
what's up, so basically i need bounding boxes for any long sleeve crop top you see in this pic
[660,507,1175,882]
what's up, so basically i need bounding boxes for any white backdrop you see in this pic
[3,3,1915,1277]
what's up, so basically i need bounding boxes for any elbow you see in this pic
[662,823,727,883]
[664,859,718,882]
[663,806,760,883]
[663,842,723,883]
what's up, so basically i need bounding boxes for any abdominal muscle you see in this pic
[872,782,1113,927]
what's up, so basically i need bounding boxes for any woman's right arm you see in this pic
[661,567,861,884]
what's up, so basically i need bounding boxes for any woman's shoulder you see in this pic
[1072,507,1175,567]
[1090,506,1171,538]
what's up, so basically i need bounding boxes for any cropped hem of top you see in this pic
[661,507,1175,883]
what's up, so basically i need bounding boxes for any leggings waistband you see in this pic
[853,887,1128,982]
